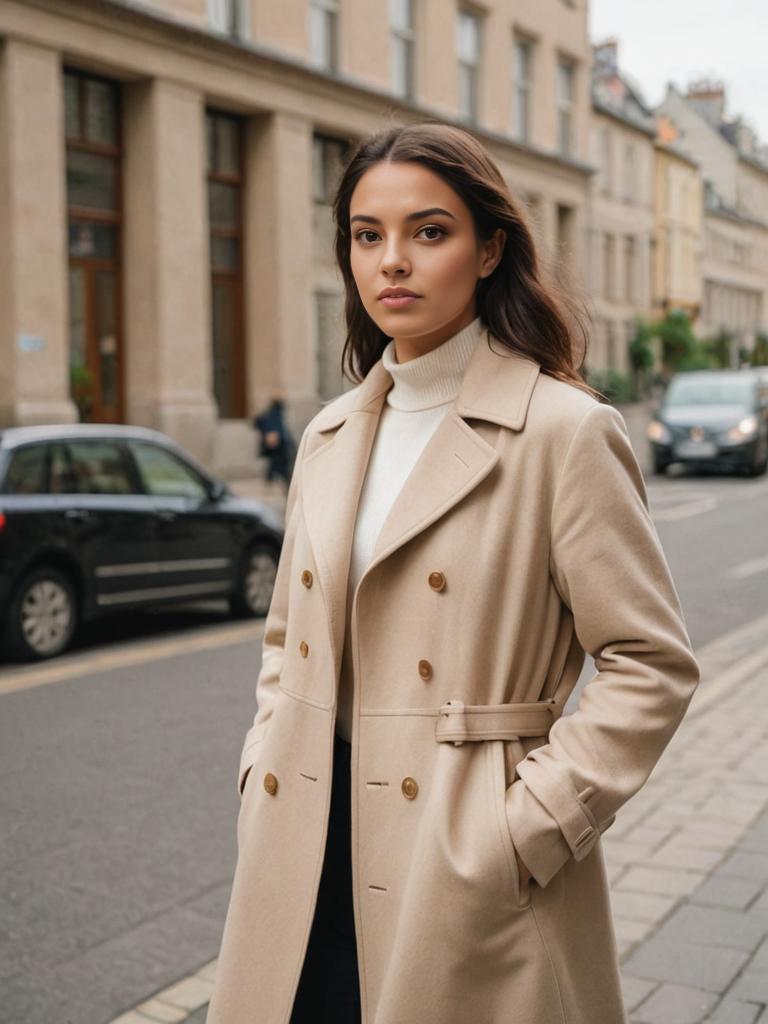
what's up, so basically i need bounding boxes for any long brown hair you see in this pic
[332,119,601,400]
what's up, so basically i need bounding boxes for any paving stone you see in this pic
[705,998,762,1024]
[726,972,768,1004]
[603,840,656,866]
[616,866,708,898]
[653,904,768,951]
[622,939,750,993]
[645,841,725,873]
[193,959,218,982]
[689,876,765,911]
[614,916,656,944]
[630,982,718,1023]
[153,975,213,1012]
[751,936,768,969]
[620,975,658,1012]
[134,998,188,1022]
[610,889,678,924]
[718,853,768,883]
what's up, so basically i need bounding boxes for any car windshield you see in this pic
[664,377,755,407]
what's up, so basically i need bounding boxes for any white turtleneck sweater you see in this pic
[335,315,485,742]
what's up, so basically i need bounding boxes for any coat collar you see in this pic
[301,328,541,688]
[311,327,540,433]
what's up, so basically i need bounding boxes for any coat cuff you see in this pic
[505,755,612,888]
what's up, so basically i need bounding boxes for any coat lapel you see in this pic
[301,328,540,676]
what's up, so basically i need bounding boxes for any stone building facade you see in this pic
[0,0,593,472]
[587,39,655,377]
[656,82,768,360]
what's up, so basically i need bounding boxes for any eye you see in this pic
[417,225,446,240]
[353,224,447,245]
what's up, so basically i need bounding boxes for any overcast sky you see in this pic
[589,0,768,143]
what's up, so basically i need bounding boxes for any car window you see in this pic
[2,444,48,494]
[130,442,208,500]
[664,377,756,407]
[52,440,136,494]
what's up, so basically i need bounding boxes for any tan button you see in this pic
[300,641,309,658]
[418,659,433,681]
[428,571,446,591]
[263,772,278,795]
[401,777,419,800]
[301,569,313,588]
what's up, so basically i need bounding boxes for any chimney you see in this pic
[686,79,726,125]
[593,38,619,74]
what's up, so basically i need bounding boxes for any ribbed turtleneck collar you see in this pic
[381,316,485,411]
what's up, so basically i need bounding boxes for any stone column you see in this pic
[122,77,216,463]
[242,110,316,435]
[0,38,75,425]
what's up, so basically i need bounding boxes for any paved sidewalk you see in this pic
[109,611,768,1024]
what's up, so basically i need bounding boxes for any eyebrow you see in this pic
[349,207,458,226]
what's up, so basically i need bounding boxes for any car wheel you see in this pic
[4,566,78,661]
[230,542,279,618]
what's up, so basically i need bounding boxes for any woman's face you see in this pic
[349,161,504,362]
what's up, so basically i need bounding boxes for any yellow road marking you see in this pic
[0,621,265,696]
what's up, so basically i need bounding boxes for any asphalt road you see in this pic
[1,464,767,1024]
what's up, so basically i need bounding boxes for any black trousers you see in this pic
[289,733,362,1024]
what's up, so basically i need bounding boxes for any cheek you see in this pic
[427,245,480,289]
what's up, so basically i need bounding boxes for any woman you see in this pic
[207,121,700,1024]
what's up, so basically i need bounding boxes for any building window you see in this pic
[207,0,249,39]
[556,203,575,275]
[207,110,245,419]
[599,127,612,195]
[624,235,636,302]
[309,0,340,71]
[64,68,123,424]
[603,233,615,300]
[313,134,352,205]
[315,291,345,401]
[457,8,481,122]
[556,57,575,156]
[512,36,533,142]
[390,0,415,100]
[623,142,636,201]
[606,321,616,370]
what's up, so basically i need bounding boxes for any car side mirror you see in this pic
[209,480,228,502]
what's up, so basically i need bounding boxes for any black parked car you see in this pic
[647,369,768,477]
[0,425,284,661]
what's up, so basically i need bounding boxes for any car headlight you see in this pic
[647,420,671,444]
[726,415,758,441]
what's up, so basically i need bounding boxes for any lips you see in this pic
[377,288,420,299]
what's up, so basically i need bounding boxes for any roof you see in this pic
[0,423,177,451]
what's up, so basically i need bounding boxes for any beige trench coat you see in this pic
[207,330,700,1024]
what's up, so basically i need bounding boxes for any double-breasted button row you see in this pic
[418,571,445,681]
[299,569,313,658]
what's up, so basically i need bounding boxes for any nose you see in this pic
[380,238,410,277]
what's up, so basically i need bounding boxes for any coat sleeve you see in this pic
[237,422,310,797]
[505,400,701,887]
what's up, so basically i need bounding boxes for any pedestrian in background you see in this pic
[208,119,700,1024]
[253,391,296,491]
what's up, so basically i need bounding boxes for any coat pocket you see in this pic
[487,739,532,910]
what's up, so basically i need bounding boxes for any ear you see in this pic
[479,228,506,279]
